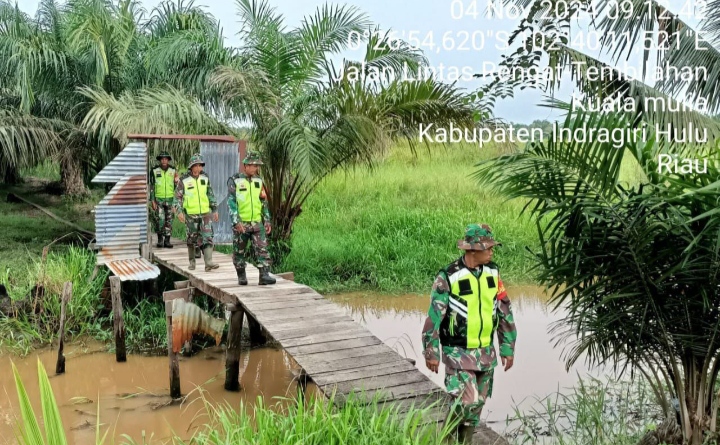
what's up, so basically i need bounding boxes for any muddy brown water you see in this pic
[0,286,605,443]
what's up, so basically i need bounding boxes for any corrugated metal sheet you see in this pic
[93,141,160,281]
[107,258,161,282]
[200,142,240,244]
[92,142,147,183]
[171,299,225,353]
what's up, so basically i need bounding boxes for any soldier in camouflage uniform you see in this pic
[227,152,276,285]
[173,154,220,271]
[422,223,517,444]
[149,152,178,248]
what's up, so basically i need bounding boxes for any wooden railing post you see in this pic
[55,282,73,374]
[110,276,126,362]
[166,301,181,399]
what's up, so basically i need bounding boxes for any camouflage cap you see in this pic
[156,152,172,161]
[243,151,264,165]
[457,223,502,251]
[188,153,205,168]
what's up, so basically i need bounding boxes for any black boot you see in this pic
[457,423,475,444]
[163,235,173,248]
[258,267,276,285]
[236,267,248,285]
[156,234,164,248]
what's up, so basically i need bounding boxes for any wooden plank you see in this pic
[276,272,294,281]
[249,305,346,322]
[384,393,450,414]
[271,323,368,342]
[311,360,417,386]
[261,315,352,332]
[335,380,444,403]
[249,300,338,315]
[285,337,382,356]
[110,276,126,363]
[239,293,324,305]
[162,288,192,302]
[233,287,316,299]
[244,298,326,311]
[298,352,404,375]
[173,281,190,289]
[276,330,376,347]
[321,370,430,395]
[294,344,396,362]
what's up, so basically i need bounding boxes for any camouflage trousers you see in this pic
[152,198,174,237]
[445,367,494,427]
[232,222,270,269]
[185,213,214,248]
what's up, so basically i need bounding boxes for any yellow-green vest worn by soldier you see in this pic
[153,167,176,199]
[440,261,499,349]
[234,176,264,222]
[182,174,211,215]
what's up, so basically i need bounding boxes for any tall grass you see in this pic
[0,247,108,354]
[281,143,539,293]
[507,376,664,445]
[170,390,458,445]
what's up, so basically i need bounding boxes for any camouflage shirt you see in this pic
[227,172,271,225]
[173,171,218,215]
[421,256,517,371]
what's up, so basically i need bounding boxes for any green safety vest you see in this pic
[440,262,499,349]
[182,174,210,215]
[234,176,264,222]
[153,167,175,199]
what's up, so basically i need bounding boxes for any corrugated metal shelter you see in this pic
[92,141,161,281]
[200,141,243,244]
[127,134,247,246]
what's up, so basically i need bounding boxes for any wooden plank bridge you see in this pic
[149,239,508,444]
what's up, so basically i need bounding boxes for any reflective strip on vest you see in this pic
[182,174,210,215]
[153,167,175,199]
[235,176,263,222]
[448,265,498,349]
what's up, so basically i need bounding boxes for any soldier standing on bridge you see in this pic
[227,152,276,286]
[173,153,220,271]
[422,223,517,444]
[149,152,178,248]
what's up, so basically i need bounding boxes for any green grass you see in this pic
[20,160,61,182]
[281,143,539,294]
[508,376,664,445]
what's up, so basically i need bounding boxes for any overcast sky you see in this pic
[16,0,698,124]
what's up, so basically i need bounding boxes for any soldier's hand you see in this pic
[425,359,439,374]
[502,356,514,371]
[178,213,185,223]
[264,222,272,235]
[213,212,219,223]
[151,201,157,211]
[235,223,246,233]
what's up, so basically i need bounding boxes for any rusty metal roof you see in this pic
[106,258,161,282]
[93,141,160,281]
[128,134,239,143]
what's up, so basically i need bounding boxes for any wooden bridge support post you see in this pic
[247,314,267,346]
[110,276,126,362]
[55,282,73,374]
[165,301,181,399]
[224,303,244,391]
[298,369,309,396]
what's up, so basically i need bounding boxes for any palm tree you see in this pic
[475,0,720,443]
[83,0,476,264]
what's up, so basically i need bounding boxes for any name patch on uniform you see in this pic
[200,179,206,185]
[254,182,260,188]
[486,276,496,288]
[156,173,162,178]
